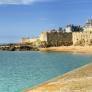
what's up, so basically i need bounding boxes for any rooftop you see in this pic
[85,19,92,27]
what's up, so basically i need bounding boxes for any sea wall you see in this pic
[25,63,92,92]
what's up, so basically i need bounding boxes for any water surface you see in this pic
[0,51,92,92]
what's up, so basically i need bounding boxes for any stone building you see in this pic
[73,31,92,46]
[20,37,31,44]
[73,19,92,46]
[84,19,92,32]
[21,19,92,47]
[21,37,38,45]
[65,25,73,33]
[40,32,48,42]
[40,31,72,46]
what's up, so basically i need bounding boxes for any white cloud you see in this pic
[0,0,51,5]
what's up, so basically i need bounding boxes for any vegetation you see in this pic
[70,24,83,32]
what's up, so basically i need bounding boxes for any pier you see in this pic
[25,63,92,92]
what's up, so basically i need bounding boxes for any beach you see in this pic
[25,63,92,92]
[39,46,92,53]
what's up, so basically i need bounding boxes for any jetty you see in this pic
[25,63,92,92]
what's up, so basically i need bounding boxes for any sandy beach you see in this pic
[39,46,92,53]
[25,63,92,92]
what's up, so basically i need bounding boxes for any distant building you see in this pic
[65,25,72,33]
[84,19,92,32]
[40,32,48,42]
[85,19,92,28]
[73,31,92,46]
[21,37,31,44]
[40,31,72,46]
[21,37,38,45]
[73,19,92,46]
[21,19,92,47]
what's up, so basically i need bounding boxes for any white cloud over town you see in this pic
[0,0,51,4]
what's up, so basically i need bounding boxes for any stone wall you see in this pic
[73,31,92,46]
[40,31,72,46]
[40,32,48,42]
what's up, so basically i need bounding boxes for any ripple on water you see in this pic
[0,52,92,92]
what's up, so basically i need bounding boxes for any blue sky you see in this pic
[0,0,92,43]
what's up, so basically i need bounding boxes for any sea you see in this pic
[0,51,92,92]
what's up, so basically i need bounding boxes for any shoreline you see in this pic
[39,46,92,53]
[24,63,92,92]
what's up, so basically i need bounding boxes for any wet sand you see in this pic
[25,63,92,92]
[39,46,92,53]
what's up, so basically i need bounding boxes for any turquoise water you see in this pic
[0,51,92,92]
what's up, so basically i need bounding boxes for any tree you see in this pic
[58,27,63,32]
[51,29,57,32]
[71,25,83,32]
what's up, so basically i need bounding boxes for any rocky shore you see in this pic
[25,63,92,92]
[0,43,39,51]
[1,44,92,53]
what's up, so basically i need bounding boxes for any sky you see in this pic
[0,0,92,43]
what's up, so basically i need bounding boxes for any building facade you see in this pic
[20,37,31,44]
[84,19,92,32]
[65,25,72,33]
[73,31,92,46]
[40,31,72,46]
[73,19,92,46]
[21,37,38,45]
[40,32,48,42]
